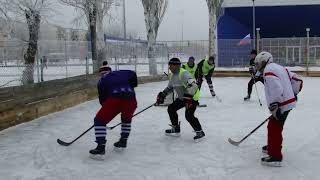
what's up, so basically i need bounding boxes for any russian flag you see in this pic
[238,34,251,46]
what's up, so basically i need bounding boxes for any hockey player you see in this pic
[254,51,297,167]
[156,58,205,142]
[89,66,138,159]
[182,56,197,78]
[195,56,216,97]
[102,60,108,66]
[244,49,264,101]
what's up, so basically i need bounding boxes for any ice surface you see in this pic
[0,77,319,180]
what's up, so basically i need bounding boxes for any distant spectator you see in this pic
[102,61,108,66]
[41,56,48,69]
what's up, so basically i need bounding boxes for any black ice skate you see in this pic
[211,91,216,97]
[244,95,251,101]
[114,138,127,150]
[194,130,205,142]
[89,144,106,160]
[262,145,268,154]
[261,156,282,167]
[165,124,180,137]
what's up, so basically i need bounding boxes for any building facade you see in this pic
[217,0,320,66]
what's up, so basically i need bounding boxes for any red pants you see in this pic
[267,117,283,159]
[96,97,137,124]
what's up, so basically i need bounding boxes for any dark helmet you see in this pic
[168,57,181,65]
[188,56,195,61]
[250,49,257,55]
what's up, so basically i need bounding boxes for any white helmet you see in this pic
[254,51,273,71]
[255,51,273,64]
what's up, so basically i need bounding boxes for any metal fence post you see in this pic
[85,56,89,75]
[40,57,44,82]
[36,54,40,83]
[134,55,137,72]
[306,28,310,76]
[115,56,118,70]
[256,28,260,53]
[64,39,68,78]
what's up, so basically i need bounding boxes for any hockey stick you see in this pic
[214,95,222,102]
[155,104,207,108]
[105,103,155,130]
[57,103,156,146]
[252,75,262,106]
[228,118,269,146]
[160,71,169,81]
[57,125,94,146]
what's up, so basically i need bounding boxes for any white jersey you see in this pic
[263,63,296,113]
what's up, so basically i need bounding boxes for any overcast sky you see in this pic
[53,0,210,41]
[36,0,320,40]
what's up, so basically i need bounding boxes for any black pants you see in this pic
[271,110,291,126]
[247,76,264,96]
[167,99,202,131]
[197,75,212,89]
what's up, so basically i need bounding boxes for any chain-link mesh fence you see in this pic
[218,39,252,67]
[0,39,171,87]
[258,37,320,66]
[1,37,319,88]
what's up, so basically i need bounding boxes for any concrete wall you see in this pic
[0,74,166,131]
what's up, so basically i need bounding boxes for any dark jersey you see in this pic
[195,59,215,79]
[98,70,137,105]
[249,58,255,66]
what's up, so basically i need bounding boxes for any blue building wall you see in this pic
[217,5,320,66]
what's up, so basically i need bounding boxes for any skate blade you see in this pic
[261,161,282,167]
[165,133,180,137]
[262,149,268,154]
[89,154,106,161]
[114,146,126,152]
[194,136,205,143]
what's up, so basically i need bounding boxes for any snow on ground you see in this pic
[0,63,169,87]
[0,77,319,180]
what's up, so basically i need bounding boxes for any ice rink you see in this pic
[0,77,319,180]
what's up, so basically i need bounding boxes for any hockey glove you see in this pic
[269,102,281,120]
[249,67,255,75]
[196,77,203,86]
[128,72,138,88]
[156,92,166,105]
[183,94,194,109]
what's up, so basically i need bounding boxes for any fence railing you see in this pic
[1,37,319,87]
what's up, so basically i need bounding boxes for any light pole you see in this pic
[178,10,184,53]
[252,0,256,50]
[180,10,184,42]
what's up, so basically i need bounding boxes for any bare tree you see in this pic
[141,0,168,75]
[96,0,114,66]
[206,0,223,63]
[0,4,9,19]
[0,0,54,84]
[60,0,114,72]
[104,23,138,39]
[0,5,14,40]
